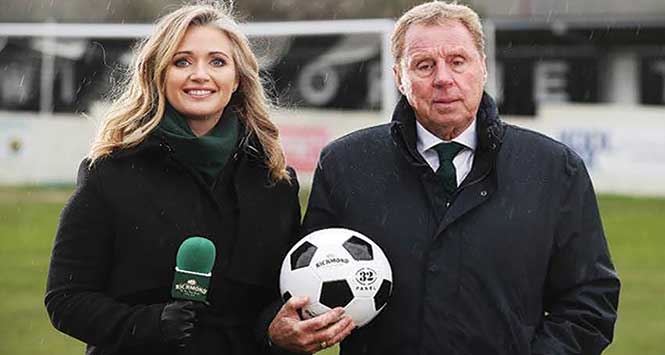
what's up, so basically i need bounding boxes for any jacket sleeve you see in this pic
[302,149,340,233]
[254,166,303,354]
[45,160,166,350]
[531,151,620,355]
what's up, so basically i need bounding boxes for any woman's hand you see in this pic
[268,296,355,353]
[160,300,203,348]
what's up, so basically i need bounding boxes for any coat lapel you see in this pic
[389,93,506,237]
[436,93,505,235]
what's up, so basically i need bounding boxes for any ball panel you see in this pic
[343,235,374,261]
[282,291,292,303]
[290,241,318,270]
[320,279,354,309]
[373,279,392,311]
[344,297,376,327]
[280,266,323,308]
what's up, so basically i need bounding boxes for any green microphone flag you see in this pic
[171,236,217,302]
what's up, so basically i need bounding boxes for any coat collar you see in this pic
[389,93,507,235]
[108,122,261,163]
[390,92,505,169]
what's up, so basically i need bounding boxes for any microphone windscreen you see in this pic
[172,236,217,302]
[176,236,216,274]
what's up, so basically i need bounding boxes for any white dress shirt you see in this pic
[416,120,477,187]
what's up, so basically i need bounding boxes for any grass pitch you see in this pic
[0,187,662,355]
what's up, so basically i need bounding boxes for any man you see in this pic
[269,2,620,354]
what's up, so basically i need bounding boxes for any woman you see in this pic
[45,3,300,355]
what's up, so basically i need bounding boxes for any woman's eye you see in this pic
[174,59,190,67]
[211,58,225,66]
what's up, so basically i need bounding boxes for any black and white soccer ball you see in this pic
[279,228,393,327]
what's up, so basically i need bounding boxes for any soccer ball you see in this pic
[279,228,393,327]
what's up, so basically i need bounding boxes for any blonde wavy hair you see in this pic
[90,2,290,182]
[391,1,485,67]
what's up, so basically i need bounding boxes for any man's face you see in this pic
[394,21,486,140]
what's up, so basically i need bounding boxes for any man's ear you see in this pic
[393,63,405,95]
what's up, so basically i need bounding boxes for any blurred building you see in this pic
[2,0,665,115]
[473,0,665,16]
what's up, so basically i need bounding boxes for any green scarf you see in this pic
[156,104,240,185]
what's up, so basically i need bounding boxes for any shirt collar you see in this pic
[416,118,478,155]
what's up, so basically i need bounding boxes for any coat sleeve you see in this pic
[302,149,340,233]
[531,150,620,355]
[45,160,166,350]
[254,166,303,354]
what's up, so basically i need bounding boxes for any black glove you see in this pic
[160,300,202,348]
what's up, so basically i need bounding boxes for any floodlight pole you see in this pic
[484,20,498,100]
[40,20,56,117]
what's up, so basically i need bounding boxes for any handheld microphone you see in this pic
[171,236,217,303]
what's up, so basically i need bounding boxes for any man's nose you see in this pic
[432,63,454,87]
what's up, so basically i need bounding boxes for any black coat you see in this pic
[45,132,301,355]
[303,94,620,355]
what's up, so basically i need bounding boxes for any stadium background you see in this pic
[1,0,664,354]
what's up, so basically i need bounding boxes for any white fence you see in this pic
[1,104,664,197]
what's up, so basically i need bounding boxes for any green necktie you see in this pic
[433,142,464,195]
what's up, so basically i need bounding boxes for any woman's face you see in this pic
[165,25,239,134]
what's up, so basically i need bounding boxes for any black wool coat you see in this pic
[303,94,620,355]
[45,132,301,355]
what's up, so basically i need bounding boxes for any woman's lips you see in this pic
[183,89,216,98]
